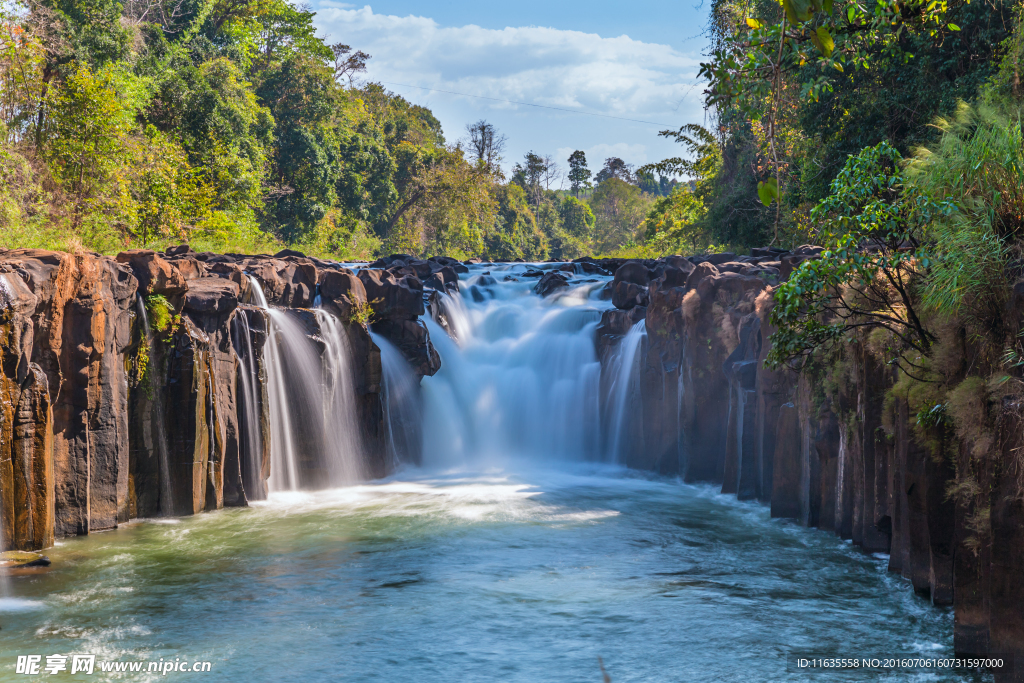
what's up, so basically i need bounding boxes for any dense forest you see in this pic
[0,0,686,260]
[0,0,1022,266]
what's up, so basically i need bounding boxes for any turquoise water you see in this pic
[0,465,988,682]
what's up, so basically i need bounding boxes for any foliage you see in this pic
[346,297,377,326]
[640,186,707,253]
[485,183,547,261]
[766,142,953,370]
[43,62,148,229]
[145,293,174,334]
[567,150,591,196]
[589,177,656,253]
[908,102,1018,328]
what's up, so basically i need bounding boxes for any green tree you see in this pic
[589,177,653,253]
[548,195,594,258]
[767,142,952,373]
[486,183,547,261]
[44,62,148,228]
[567,150,591,196]
[150,56,274,214]
[641,187,706,253]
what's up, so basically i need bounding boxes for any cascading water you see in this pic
[312,310,364,484]
[0,265,971,678]
[243,275,363,491]
[369,332,422,468]
[232,309,266,499]
[605,319,647,463]
[419,265,608,467]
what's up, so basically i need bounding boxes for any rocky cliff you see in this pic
[592,247,1024,681]
[0,246,449,546]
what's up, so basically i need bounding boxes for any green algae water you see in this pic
[0,466,988,682]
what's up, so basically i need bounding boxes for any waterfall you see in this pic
[313,310,365,484]
[246,276,302,490]
[420,268,605,467]
[232,310,266,499]
[369,332,422,468]
[136,296,150,337]
[244,275,364,491]
[606,319,647,464]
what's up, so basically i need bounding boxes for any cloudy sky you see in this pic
[310,0,712,183]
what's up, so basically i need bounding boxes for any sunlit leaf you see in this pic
[815,27,834,57]
[757,177,779,206]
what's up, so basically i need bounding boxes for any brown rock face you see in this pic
[0,250,137,539]
[116,250,187,296]
[0,248,403,548]
[604,246,1024,669]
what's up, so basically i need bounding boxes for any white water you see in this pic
[605,318,647,463]
[232,310,265,499]
[313,310,364,484]
[369,332,422,469]
[245,275,363,491]
[418,265,611,468]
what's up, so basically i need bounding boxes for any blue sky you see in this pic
[309,1,712,185]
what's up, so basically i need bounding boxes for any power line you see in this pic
[376,81,678,128]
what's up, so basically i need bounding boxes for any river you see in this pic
[0,263,989,682]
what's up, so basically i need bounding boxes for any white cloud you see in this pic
[313,5,702,121]
[309,4,706,169]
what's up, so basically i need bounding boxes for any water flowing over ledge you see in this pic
[0,245,1021,680]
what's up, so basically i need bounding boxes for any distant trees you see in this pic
[594,157,632,184]
[589,178,653,252]
[465,120,506,170]
[0,0,699,260]
[567,150,591,196]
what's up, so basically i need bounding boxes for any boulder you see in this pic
[535,271,570,297]
[320,269,367,319]
[183,278,239,315]
[357,269,424,320]
[116,250,187,297]
[612,280,649,310]
[613,260,651,287]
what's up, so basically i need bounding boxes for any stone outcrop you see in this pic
[0,246,441,546]
[596,246,1024,681]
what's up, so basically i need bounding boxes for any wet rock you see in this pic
[357,269,425,321]
[370,318,440,377]
[320,270,367,319]
[0,550,51,568]
[535,271,570,297]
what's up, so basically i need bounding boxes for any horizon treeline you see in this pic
[0,0,687,261]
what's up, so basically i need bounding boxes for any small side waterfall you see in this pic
[369,332,422,468]
[313,310,364,484]
[232,310,266,500]
[135,296,150,337]
[606,319,647,463]
[244,275,364,491]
